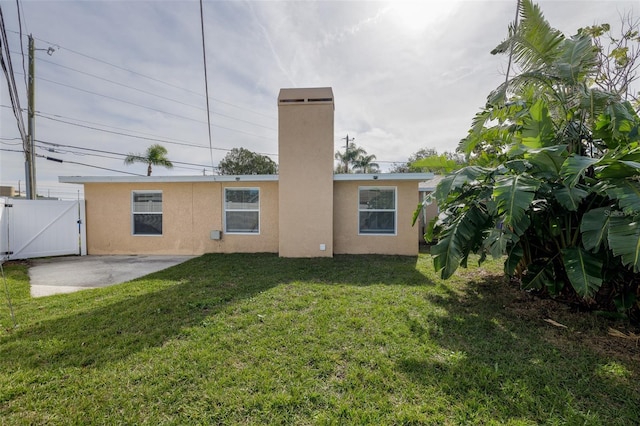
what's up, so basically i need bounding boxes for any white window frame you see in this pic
[224,187,260,235]
[131,190,163,236]
[358,186,397,236]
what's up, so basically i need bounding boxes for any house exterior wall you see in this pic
[333,180,419,256]
[64,87,433,258]
[83,181,279,255]
[278,87,335,257]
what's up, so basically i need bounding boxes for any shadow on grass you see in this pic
[396,272,640,423]
[0,253,431,370]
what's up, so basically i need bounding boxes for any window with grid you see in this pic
[132,191,162,235]
[225,188,260,234]
[358,187,396,235]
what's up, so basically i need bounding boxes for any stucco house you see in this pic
[60,87,434,257]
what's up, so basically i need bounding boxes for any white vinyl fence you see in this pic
[1,197,86,260]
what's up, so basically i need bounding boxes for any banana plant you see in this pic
[424,0,640,314]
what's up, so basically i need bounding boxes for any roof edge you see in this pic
[59,175,279,184]
[59,172,437,184]
[333,173,434,182]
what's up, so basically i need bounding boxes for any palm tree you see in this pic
[335,143,366,173]
[124,144,173,176]
[352,153,380,173]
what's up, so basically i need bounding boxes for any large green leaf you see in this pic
[483,228,518,259]
[604,180,640,215]
[580,206,611,252]
[594,101,640,148]
[431,206,489,279]
[521,98,555,148]
[504,244,524,276]
[492,174,540,235]
[560,155,597,187]
[554,34,598,85]
[595,160,640,179]
[522,260,559,293]
[553,185,588,211]
[435,166,487,202]
[608,216,640,272]
[524,145,567,177]
[496,0,565,71]
[561,247,603,298]
[424,216,438,243]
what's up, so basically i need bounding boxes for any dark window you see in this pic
[225,188,260,234]
[359,187,396,235]
[132,192,162,235]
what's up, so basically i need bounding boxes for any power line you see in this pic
[56,158,145,176]
[16,0,27,92]
[34,140,218,172]
[1,105,280,157]
[9,30,277,120]
[0,7,27,143]
[1,148,145,176]
[34,110,279,156]
[3,146,137,176]
[21,54,277,131]
[35,110,210,146]
[36,113,212,149]
[200,0,215,173]
[30,74,275,141]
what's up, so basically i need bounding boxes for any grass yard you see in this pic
[0,253,638,425]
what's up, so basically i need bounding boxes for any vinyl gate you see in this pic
[0,197,87,260]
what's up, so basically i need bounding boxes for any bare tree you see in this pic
[582,12,640,110]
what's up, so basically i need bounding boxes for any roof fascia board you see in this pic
[60,172,436,184]
[59,175,279,184]
[333,173,434,182]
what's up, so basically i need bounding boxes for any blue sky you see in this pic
[1,0,638,199]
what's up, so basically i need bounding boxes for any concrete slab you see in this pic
[29,255,196,297]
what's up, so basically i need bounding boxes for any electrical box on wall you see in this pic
[210,230,222,240]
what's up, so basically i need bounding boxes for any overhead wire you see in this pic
[23,55,277,131]
[0,6,27,144]
[1,105,279,157]
[10,30,277,120]
[35,115,278,156]
[32,74,275,140]
[1,147,144,176]
[3,26,281,175]
[34,139,218,172]
[199,0,215,173]
[0,137,23,144]
[16,0,27,92]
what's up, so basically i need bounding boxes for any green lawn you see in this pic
[1,253,638,425]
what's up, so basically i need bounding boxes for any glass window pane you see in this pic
[359,189,394,210]
[133,193,162,213]
[226,211,259,233]
[133,214,162,235]
[359,211,395,234]
[225,189,259,210]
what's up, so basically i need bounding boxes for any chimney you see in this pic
[277,87,334,257]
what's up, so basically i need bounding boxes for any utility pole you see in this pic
[342,134,353,173]
[25,34,36,199]
[24,35,55,199]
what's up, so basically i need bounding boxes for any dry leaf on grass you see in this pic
[544,318,568,328]
[608,328,640,345]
